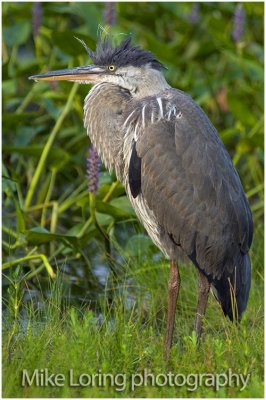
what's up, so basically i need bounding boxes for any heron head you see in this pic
[29,37,169,96]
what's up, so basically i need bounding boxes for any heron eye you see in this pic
[108,65,116,71]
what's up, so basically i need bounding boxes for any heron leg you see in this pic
[164,260,180,361]
[195,270,210,341]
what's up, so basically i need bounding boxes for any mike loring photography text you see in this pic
[21,368,250,392]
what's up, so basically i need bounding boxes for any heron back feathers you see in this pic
[125,88,253,281]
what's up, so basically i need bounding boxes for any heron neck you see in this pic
[133,70,170,99]
[84,83,132,180]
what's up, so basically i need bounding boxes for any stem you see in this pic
[2,241,22,251]
[24,83,79,209]
[58,181,87,203]
[89,193,109,241]
[2,254,56,278]
[25,264,45,280]
[103,180,120,203]
[50,202,59,234]
[76,181,120,238]
[2,37,8,63]
[27,201,55,212]
[77,216,93,238]
[58,191,88,214]
[41,168,57,226]
[2,226,18,239]
[15,84,39,114]
[50,201,59,254]
[89,193,114,273]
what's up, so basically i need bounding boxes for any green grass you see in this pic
[2,225,264,398]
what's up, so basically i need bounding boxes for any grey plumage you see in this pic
[29,37,253,356]
[84,80,252,320]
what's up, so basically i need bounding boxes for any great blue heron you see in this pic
[30,37,252,360]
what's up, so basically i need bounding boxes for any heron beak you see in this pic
[29,65,105,83]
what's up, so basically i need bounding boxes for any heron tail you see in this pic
[212,254,251,321]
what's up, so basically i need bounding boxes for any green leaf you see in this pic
[25,227,79,247]
[3,146,71,169]
[4,21,31,47]
[109,196,136,217]
[95,212,114,226]
[14,126,46,146]
[95,199,135,220]
[2,164,17,195]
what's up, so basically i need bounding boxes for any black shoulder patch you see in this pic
[129,141,141,198]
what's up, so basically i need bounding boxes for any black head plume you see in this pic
[77,37,165,70]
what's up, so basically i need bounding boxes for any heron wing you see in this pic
[129,90,253,278]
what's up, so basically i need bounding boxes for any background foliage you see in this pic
[2,2,264,398]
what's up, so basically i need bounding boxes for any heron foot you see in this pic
[195,270,210,341]
[164,260,180,361]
